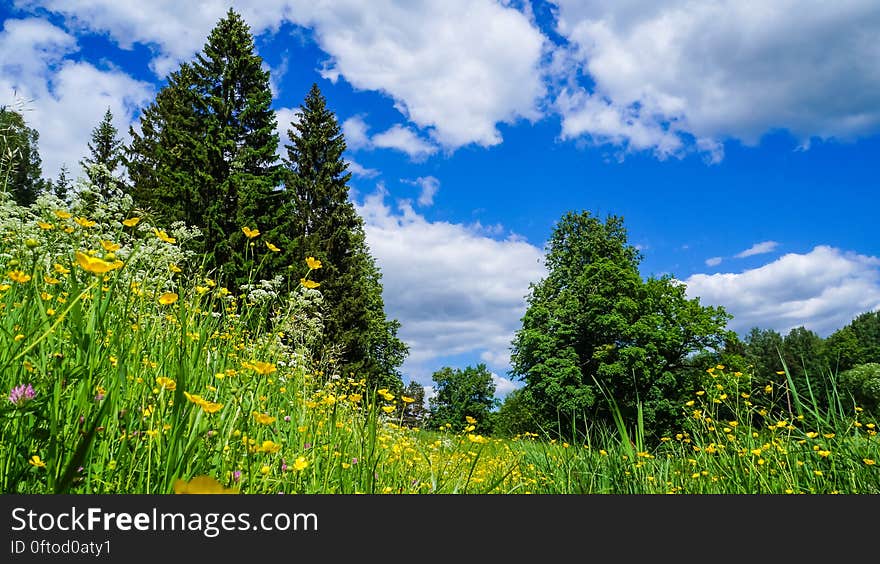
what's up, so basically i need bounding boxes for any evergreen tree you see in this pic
[126,9,280,286]
[52,164,72,203]
[81,107,125,199]
[0,106,45,206]
[400,381,427,428]
[281,83,407,390]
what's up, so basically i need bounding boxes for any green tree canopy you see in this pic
[510,210,732,440]
[427,364,497,434]
[280,83,407,390]
[0,106,45,206]
[824,311,880,373]
[126,8,280,286]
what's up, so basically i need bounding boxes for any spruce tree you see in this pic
[81,107,124,199]
[127,9,280,286]
[281,83,408,390]
[52,164,72,203]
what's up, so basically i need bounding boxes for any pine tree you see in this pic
[50,164,72,203]
[126,9,280,286]
[281,83,408,390]
[81,107,124,199]
[0,106,45,206]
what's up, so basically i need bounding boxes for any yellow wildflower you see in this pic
[306,256,322,270]
[28,455,46,468]
[253,412,277,425]
[53,210,72,219]
[8,270,31,283]
[122,217,141,227]
[173,475,236,494]
[74,217,96,228]
[75,252,123,275]
[293,457,308,471]
[242,226,260,239]
[154,229,176,244]
[101,240,121,252]
[300,278,320,289]
[158,292,178,305]
[37,221,54,230]
[265,242,280,252]
[155,377,176,391]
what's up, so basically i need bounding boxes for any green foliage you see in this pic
[493,387,542,438]
[838,363,880,416]
[426,364,497,433]
[126,8,281,287]
[281,83,407,390]
[510,210,732,441]
[825,311,880,373]
[0,106,45,207]
[81,107,125,200]
[399,381,428,428]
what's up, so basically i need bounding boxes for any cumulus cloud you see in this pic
[355,186,546,384]
[346,159,379,178]
[401,176,440,207]
[705,256,723,267]
[552,0,880,159]
[274,106,300,158]
[0,18,154,180]
[684,246,880,337]
[735,241,779,258]
[19,0,548,150]
[371,125,438,162]
[491,372,521,399]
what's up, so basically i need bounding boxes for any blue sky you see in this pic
[2,1,879,399]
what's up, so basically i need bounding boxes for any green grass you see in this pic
[1,196,878,494]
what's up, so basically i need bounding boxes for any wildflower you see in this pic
[158,293,178,305]
[243,361,277,375]
[74,217,96,228]
[401,396,415,404]
[265,242,280,252]
[155,377,176,391]
[468,434,487,444]
[253,412,276,425]
[306,256,322,270]
[775,370,785,375]
[28,455,46,468]
[101,240,121,252]
[806,432,819,439]
[466,416,477,425]
[242,226,260,239]
[293,457,308,471]
[54,210,72,219]
[8,383,36,406]
[381,405,395,414]
[200,401,223,414]
[154,229,176,244]
[168,263,182,273]
[817,450,831,458]
[54,263,71,275]
[300,278,320,289]
[173,475,236,494]
[37,221,54,230]
[864,459,876,466]
[764,384,773,394]
[257,440,281,454]
[122,217,141,227]
[8,270,31,283]
[75,252,123,275]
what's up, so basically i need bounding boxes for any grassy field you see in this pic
[1,196,878,494]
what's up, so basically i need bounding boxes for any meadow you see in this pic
[1,193,877,495]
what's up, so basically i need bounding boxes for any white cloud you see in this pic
[684,246,880,337]
[341,115,370,150]
[346,159,379,179]
[274,106,300,158]
[371,125,438,162]
[401,176,440,207]
[0,18,154,180]
[491,372,521,399]
[735,240,779,259]
[705,256,722,267]
[552,0,880,159]
[19,0,548,151]
[355,186,546,385]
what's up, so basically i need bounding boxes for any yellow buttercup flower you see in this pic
[8,270,31,283]
[53,210,72,219]
[173,475,237,494]
[37,221,54,230]
[169,263,182,273]
[242,361,277,375]
[74,217,96,228]
[253,411,276,425]
[156,376,176,391]
[381,405,396,413]
[28,455,46,468]
[293,457,308,471]
[306,256,322,270]
[154,229,176,244]
[242,226,260,239]
[466,416,477,425]
[300,278,320,289]
[122,217,141,227]
[75,252,123,275]
[265,241,280,252]
[401,396,415,404]
[158,292,178,305]
[101,240,121,252]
